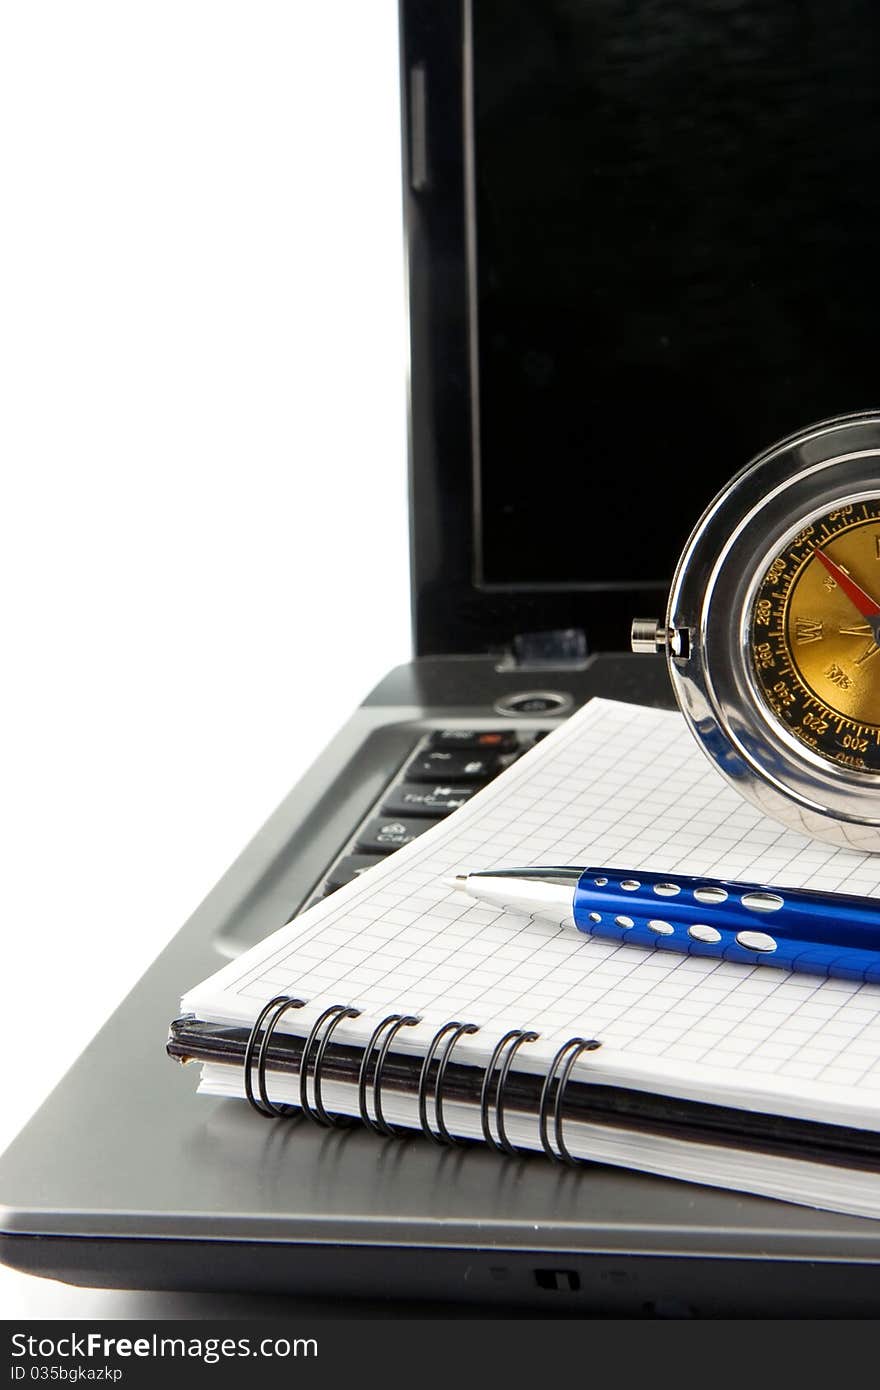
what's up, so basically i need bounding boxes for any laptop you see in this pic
[3,0,880,1315]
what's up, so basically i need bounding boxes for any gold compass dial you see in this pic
[750,500,880,772]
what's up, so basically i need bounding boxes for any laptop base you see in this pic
[4,656,880,1315]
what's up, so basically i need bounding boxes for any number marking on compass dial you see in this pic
[749,499,880,773]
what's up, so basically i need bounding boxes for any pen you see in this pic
[449,865,880,983]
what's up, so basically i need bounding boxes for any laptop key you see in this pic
[382,782,475,817]
[429,728,519,752]
[323,853,385,894]
[406,750,500,783]
[356,816,440,854]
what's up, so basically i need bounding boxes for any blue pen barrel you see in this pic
[573,866,880,983]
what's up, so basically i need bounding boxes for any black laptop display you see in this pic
[409,0,880,653]
[3,0,880,1315]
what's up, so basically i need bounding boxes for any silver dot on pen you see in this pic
[694,886,728,904]
[741,891,784,913]
[688,923,722,944]
[736,930,777,952]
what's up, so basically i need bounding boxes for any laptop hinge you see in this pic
[495,628,590,671]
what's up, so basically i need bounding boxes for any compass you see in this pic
[632,412,880,851]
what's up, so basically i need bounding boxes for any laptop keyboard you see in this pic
[313,727,545,902]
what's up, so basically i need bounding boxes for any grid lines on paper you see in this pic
[204,700,880,1095]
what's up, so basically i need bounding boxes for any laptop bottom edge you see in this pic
[3,1232,880,1317]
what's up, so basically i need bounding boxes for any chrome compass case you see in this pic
[633,413,880,852]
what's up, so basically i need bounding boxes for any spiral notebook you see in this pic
[168,697,880,1218]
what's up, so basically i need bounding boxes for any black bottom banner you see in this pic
[0,1318,875,1389]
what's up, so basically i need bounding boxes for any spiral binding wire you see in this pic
[479,1028,540,1155]
[357,1013,421,1136]
[244,996,602,1164]
[299,1003,363,1125]
[538,1036,602,1163]
[416,1020,480,1144]
[244,994,306,1118]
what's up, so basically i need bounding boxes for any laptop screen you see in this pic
[470,0,880,590]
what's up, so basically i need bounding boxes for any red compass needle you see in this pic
[814,546,880,639]
[815,546,880,616]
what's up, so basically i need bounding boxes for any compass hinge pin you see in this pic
[631,618,672,654]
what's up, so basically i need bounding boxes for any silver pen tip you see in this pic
[445,873,470,890]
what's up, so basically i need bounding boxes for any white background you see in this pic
[1,1,410,1316]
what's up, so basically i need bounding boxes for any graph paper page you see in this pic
[182,698,880,1123]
